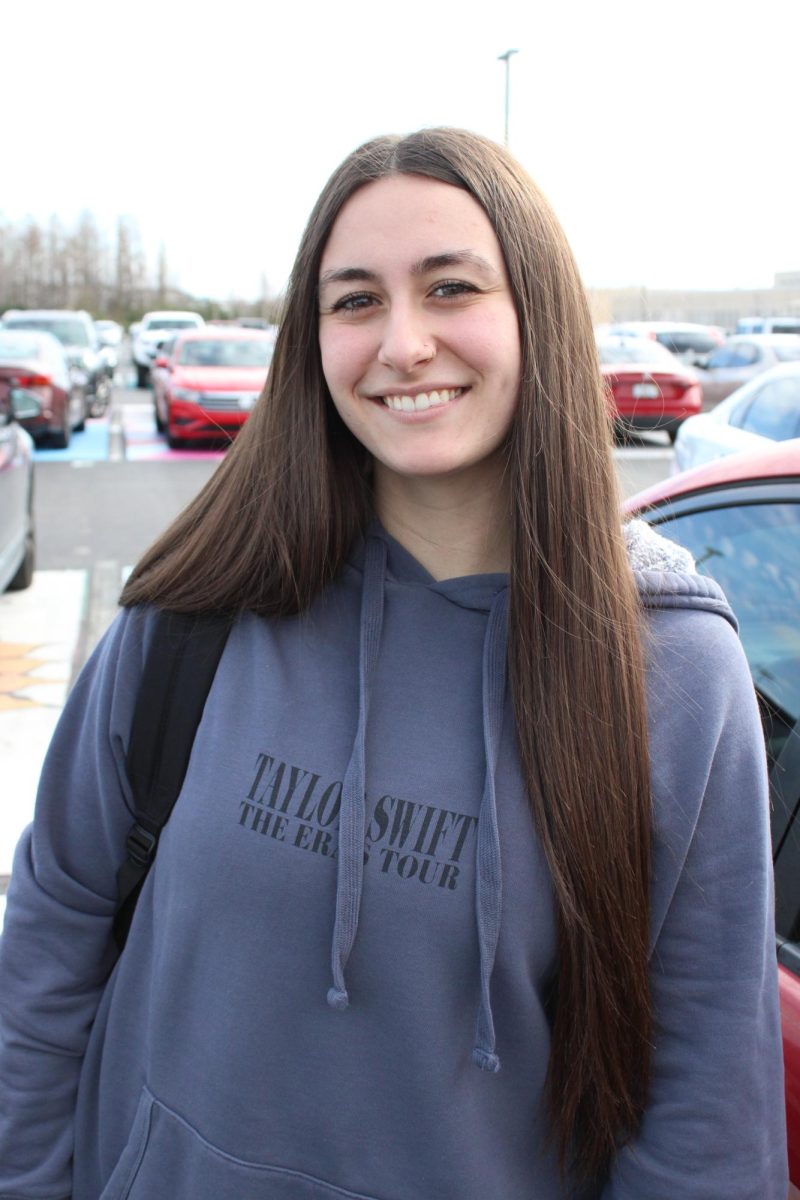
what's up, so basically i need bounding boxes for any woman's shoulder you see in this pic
[624,517,746,697]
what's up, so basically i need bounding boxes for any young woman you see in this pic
[0,129,787,1199]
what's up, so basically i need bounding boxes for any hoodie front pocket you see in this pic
[114,1088,384,1200]
[98,1088,155,1200]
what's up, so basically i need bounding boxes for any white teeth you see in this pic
[381,387,462,412]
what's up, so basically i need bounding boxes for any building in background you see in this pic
[589,274,800,332]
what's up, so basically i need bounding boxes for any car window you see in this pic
[707,343,759,369]
[774,343,800,363]
[176,339,274,368]
[3,317,90,347]
[0,332,44,361]
[143,318,200,332]
[596,339,675,365]
[656,331,715,354]
[736,378,800,441]
[654,501,800,770]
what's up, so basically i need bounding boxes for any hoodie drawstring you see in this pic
[327,535,387,1011]
[471,589,508,1073]
[328,532,508,1077]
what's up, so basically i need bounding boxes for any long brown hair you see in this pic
[121,128,652,1183]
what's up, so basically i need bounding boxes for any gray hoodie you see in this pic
[0,521,787,1199]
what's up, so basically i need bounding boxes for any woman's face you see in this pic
[318,174,522,486]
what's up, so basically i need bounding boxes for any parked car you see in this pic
[94,319,124,347]
[606,321,725,366]
[0,384,37,592]
[94,319,123,377]
[0,330,86,448]
[132,311,205,388]
[149,336,178,433]
[697,334,800,408]
[597,335,703,441]
[674,363,800,473]
[624,439,800,1189]
[153,328,273,448]
[0,309,111,417]
[737,316,800,336]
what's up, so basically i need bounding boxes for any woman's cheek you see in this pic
[320,328,372,397]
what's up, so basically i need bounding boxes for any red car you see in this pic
[0,329,85,448]
[598,335,703,441]
[153,328,275,449]
[625,440,800,1189]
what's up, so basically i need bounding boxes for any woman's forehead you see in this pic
[319,175,504,274]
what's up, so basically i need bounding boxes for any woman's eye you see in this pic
[329,292,376,313]
[431,280,478,300]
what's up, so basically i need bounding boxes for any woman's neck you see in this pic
[373,462,511,581]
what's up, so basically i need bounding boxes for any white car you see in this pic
[673,362,800,474]
[132,311,204,387]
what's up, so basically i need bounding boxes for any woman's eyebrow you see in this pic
[411,251,499,279]
[319,266,379,289]
[318,251,500,292]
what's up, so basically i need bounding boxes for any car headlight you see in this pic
[171,387,200,402]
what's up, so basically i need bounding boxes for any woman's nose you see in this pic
[377,304,435,373]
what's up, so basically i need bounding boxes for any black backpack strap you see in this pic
[113,610,233,951]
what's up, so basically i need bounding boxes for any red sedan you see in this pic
[625,440,800,1190]
[598,335,703,442]
[0,330,85,448]
[154,328,275,449]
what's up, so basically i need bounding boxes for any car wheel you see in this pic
[667,427,679,444]
[167,430,183,449]
[7,495,35,591]
[89,379,111,418]
[72,393,87,434]
[136,364,150,389]
[50,418,71,450]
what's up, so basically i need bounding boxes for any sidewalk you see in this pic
[0,570,87,926]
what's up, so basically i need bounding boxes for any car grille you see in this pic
[197,393,257,411]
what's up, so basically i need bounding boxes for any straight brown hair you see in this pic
[121,128,652,1185]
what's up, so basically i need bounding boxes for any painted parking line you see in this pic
[122,402,225,462]
[33,419,110,464]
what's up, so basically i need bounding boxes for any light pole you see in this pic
[497,49,518,147]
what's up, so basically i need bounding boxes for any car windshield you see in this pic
[0,332,44,360]
[596,339,674,365]
[144,318,200,331]
[775,344,800,362]
[4,317,89,347]
[707,345,754,368]
[177,339,274,368]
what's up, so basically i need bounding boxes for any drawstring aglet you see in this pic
[472,1046,501,1073]
[327,986,349,1011]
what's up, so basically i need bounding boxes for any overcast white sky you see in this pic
[4,0,798,302]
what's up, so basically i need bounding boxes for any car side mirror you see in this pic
[154,356,170,369]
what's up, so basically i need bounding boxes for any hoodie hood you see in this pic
[624,516,737,631]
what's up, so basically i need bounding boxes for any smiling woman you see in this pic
[0,128,788,1200]
[317,174,521,531]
